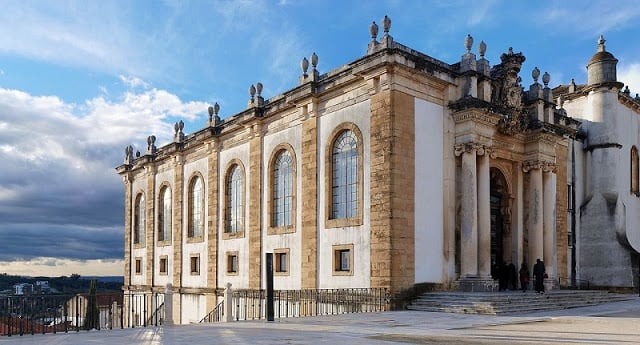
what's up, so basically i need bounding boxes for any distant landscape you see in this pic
[0,273,123,294]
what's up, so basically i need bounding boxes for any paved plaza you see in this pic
[2,297,639,344]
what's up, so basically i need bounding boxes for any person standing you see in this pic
[533,259,546,293]
[519,262,530,292]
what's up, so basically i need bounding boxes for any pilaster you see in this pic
[300,103,318,289]
[458,146,478,277]
[477,151,491,277]
[369,89,415,293]
[146,165,156,287]
[172,156,184,289]
[248,125,263,289]
[123,175,132,287]
[206,140,220,298]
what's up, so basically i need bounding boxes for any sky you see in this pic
[0,0,639,278]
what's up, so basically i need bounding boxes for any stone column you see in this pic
[477,150,491,277]
[459,145,478,277]
[543,168,557,287]
[525,162,544,270]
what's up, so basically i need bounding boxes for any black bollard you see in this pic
[266,253,274,321]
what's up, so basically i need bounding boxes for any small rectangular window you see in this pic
[567,184,574,212]
[274,248,290,275]
[190,255,200,275]
[227,252,239,275]
[135,257,142,275]
[332,244,353,275]
[159,256,168,275]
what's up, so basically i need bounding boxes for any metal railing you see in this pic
[202,288,390,323]
[201,300,224,323]
[0,292,164,337]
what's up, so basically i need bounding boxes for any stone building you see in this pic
[116,17,640,324]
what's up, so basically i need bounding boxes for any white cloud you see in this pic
[619,63,640,96]
[0,86,208,267]
[119,75,150,89]
[539,1,640,36]
[0,257,123,276]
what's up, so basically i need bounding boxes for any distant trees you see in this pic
[84,279,99,330]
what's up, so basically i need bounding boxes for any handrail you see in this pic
[200,300,224,323]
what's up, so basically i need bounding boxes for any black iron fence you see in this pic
[0,292,164,337]
[202,288,390,323]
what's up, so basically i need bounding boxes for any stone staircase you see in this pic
[407,290,634,315]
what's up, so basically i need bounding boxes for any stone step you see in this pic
[407,291,634,315]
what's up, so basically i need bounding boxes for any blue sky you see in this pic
[0,0,639,277]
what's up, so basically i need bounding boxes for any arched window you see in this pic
[225,165,244,233]
[134,193,145,244]
[188,176,204,238]
[273,150,293,227]
[158,186,171,242]
[331,130,358,219]
[632,146,639,195]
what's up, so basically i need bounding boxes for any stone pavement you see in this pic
[2,296,639,344]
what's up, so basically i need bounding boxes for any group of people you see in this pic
[492,259,546,293]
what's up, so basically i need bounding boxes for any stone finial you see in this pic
[569,78,576,93]
[532,67,540,83]
[249,84,256,100]
[147,135,157,155]
[597,34,606,52]
[135,150,141,158]
[369,21,378,41]
[623,85,631,95]
[208,105,214,123]
[124,145,134,164]
[174,120,185,143]
[542,72,550,87]
[478,40,486,57]
[214,102,220,117]
[256,82,263,96]
[464,34,473,53]
[301,57,309,76]
[311,52,318,70]
[558,94,564,109]
[382,15,391,34]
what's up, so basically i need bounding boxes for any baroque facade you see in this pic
[117,17,640,324]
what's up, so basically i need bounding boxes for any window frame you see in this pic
[631,146,639,196]
[190,254,200,275]
[187,174,205,242]
[133,192,145,247]
[134,257,143,275]
[325,123,364,228]
[226,251,239,275]
[222,161,246,240]
[274,248,290,276]
[157,184,172,244]
[268,144,297,235]
[159,255,168,275]
[332,244,354,276]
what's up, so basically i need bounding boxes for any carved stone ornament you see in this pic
[522,160,557,173]
[369,21,378,41]
[488,48,529,135]
[454,142,492,157]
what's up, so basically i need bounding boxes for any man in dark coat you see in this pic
[533,259,546,293]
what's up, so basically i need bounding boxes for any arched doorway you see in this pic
[490,168,509,266]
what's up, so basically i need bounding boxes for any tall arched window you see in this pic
[225,165,244,233]
[188,176,204,238]
[273,150,293,227]
[331,130,358,219]
[134,193,145,244]
[632,146,639,195]
[158,186,171,242]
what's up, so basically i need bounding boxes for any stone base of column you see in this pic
[458,276,497,292]
[543,277,557,292]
